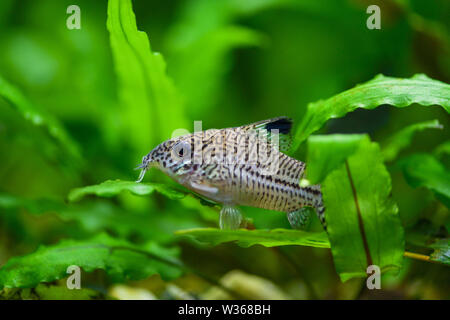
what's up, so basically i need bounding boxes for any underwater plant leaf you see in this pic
[381,120,443,162]
[397,154,450,207]
[434,141,450,159]
[429,238,450,265]
[0,284,104,300]
[68,180,186,202]
[0,75,81,161]
[0,233,182,289]
[293,74,450,150]
[176,228,330,248]
[308,135,404,281]
[0,194,206,244]
[107,0,188,154]
[306,134,366,184]
[168,24,264,116]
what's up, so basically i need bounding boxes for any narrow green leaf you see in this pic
[310,135,404,281]
[429,238,450,265]
[306,134,365,184]
[293,74,450,150]
[381,120,443,162]
[176,228,330,248]
[68,180,186,202]
[0,233,182,289]
[107,0,188,154]
[397,154,450,207]
[0,75,81,161]
[434,141,450,158]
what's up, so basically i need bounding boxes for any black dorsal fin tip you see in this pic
[264,117,293,134]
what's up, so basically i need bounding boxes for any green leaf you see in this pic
[68,180,186,202]
[429,238,450,265]
[168,15,264,115]
[0,192,61,214]
[33,284,103,300]
[310,135,404,281]
[0,193,209,244]
[306,134,366,184]
[293,74,450,150]
[434,140,450,158]
[107,0,188,155]
[176,228,330,248]
[0,75,81,161]
[397,154,450,207]
[0,233,182,289]
[381,120,443,162]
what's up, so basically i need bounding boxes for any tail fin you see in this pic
[304,185,327,231]
[315,204,327,231]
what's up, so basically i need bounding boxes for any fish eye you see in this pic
[172,141,191,161]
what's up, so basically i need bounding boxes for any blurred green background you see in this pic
[0,0,448,299]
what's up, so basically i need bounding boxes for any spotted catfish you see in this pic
[136,117,326,230]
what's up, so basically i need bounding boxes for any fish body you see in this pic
[137,117,325,230]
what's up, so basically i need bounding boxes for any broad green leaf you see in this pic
[381,120,443,162]
[397,154,450,207]
[68,180,186,202]
[0,233,182,289]
[0,75,81,161]
[315,136,404,281]
[293,74,450,150]
[107,0,188,155]
[306,134,365,184]
[176,228,330,248]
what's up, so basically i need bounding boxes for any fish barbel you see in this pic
[136,117,326,230]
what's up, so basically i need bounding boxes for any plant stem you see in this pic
[403,251,431,263]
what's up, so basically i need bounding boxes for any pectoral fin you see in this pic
[189,180,219,195]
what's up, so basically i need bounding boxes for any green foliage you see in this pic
[430,238,450,266]
[382,120,443,162]
[0,233,182,289]
[292,74,450,150]
[0,76,81,162]
[0,0,449,299]
[0,284,104,300]
[176,228,330,248]
[307,135,404,281]
[68,180,186,202]
[166,0,267,117]
[107,0,188,155]
[305,134,365,184]
[397,154,450,207]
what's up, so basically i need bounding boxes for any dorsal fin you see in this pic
[238,117,293,152]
